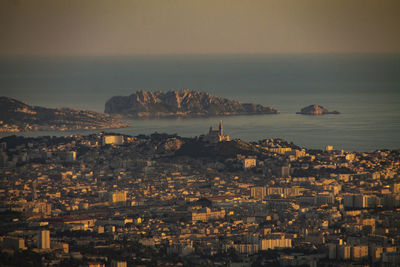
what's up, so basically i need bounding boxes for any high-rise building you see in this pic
[3,237,26,250]
[328,243,337,259]
[251,186,266,200]
[65,151,77,162]
[38,230,50,249]
[110,261,127,267]
[343,194,378,209]
[58,151,77,162]
[343,194,354,208]
[260,234,292,250]
[337,245,351,260]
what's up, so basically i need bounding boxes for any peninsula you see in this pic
[104,90,279,118]
[0,97,130,133]
[296,104,340,115]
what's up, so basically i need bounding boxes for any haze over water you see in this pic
[1,53,399,152]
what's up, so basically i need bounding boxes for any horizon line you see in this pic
[1,51,400,59]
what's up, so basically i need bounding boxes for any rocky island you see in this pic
[105,89,279,118]
[296,104,340,115]
[0,97,130,133]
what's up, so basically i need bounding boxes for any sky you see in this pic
[0,0,400,56]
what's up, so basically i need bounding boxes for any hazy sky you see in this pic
[1,0,400,56]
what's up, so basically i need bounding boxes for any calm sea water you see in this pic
[0,54,399,151]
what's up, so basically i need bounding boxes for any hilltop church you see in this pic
[202,120,230,143]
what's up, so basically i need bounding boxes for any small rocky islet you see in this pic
[296,104,340,115]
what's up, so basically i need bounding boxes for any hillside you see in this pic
[0,97,130,133]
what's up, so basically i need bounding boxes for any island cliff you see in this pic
[296,104,340,115]
[0,97,130,133]
[104,90,279,118]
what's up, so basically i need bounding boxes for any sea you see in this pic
[0,53,399,152]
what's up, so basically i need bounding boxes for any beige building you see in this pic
[243,158,257,169]
[267,187,302,198]
[325,145,334,151]
[192,207,225,222]
[110,191,127,203]
[269,147,292,154]
[260,234,292,250]
[352,245,368,259]
[102,135,124,146]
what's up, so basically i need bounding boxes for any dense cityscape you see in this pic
[2,0,400,266]
[0,122,399,267]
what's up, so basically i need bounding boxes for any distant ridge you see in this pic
[105,89,279,118]
[0,97,129,133]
